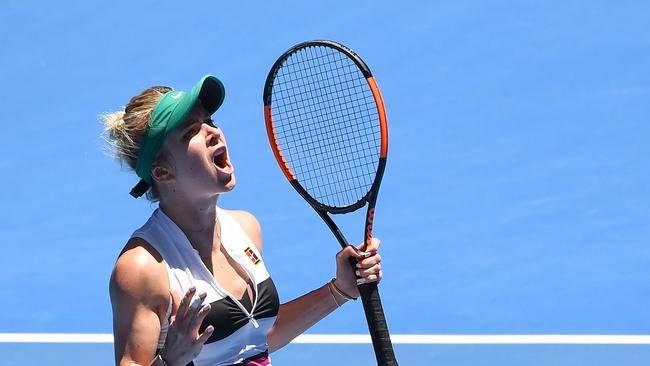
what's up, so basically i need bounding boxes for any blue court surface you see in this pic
[1,1,649,365]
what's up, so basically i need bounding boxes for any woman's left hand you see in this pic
[333,237,382,299]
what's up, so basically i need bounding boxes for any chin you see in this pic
[220,174,237,193]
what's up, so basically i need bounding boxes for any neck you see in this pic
[159,193,221,256]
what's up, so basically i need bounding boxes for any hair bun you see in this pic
[102,110,126,129]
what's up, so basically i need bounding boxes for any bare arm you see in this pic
[110,239,169,366]
[266,282,340,352]
[266,239,382,352]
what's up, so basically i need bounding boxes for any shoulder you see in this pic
[109,237,169,313]
[224,209,263,253]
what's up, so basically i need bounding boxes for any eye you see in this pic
[183,125,201,141]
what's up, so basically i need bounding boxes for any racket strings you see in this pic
[270,45,381,208]
[274,48,376,175]
[278,47,356,88]
[280,46,373,200]
[272,96,377,132]
[276,113,380,166]
[271,69,370,109]
[287,136,379,180]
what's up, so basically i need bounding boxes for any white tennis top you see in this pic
[131,207,279,366]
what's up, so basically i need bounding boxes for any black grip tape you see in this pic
[358,281,399,365]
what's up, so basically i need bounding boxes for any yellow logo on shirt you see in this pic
[244,246,261,265]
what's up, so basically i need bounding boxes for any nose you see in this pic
[205,124,221,147]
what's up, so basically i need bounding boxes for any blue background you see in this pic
[0,0,648,364]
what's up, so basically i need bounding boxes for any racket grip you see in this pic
[358,281,399,366]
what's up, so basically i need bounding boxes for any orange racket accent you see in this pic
[367,76,388,158]
[264,105,296,181]
[365,207,375,247]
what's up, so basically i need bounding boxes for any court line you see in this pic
[1,333,649,344]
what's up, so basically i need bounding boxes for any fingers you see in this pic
[172,288,210,331]
[356,269,382,283]
[175,287,197,321]
[356,263,381,277]
[337,241,382,270]
[188,302,211,336]
[196,325,215,345]
[162,288,214,366]
[357,237,380,252]
[355,239,381,284]
[189,292,206,312]
[356,253,381,269]
[332,238,384,299]
[355,253,382,284]
[336,243,382,284]
[337,245,362,261]
[169,289,181,318]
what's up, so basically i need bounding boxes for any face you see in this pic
[154,105,236,199]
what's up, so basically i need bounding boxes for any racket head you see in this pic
[263,40,388,214]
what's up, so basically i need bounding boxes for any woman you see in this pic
[104,75,383,366]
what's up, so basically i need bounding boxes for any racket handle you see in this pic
[358,281,399,366]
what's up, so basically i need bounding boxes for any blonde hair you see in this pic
[101,86,173,200]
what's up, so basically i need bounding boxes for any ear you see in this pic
[151,164,173,183]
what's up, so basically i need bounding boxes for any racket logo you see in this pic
[244,247,261,265]
[365,207,375,246]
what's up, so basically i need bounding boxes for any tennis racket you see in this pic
[263,40,397,366]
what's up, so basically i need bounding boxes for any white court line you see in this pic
[0,333,649,344]
[297,335,650,344]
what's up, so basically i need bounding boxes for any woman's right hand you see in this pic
[159,287,214,365]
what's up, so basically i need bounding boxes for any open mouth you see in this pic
[213,149,228,169]
[212,147,233,174]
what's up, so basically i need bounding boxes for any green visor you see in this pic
[130,75,225,198]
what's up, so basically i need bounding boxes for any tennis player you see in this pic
[105,75,383,366]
